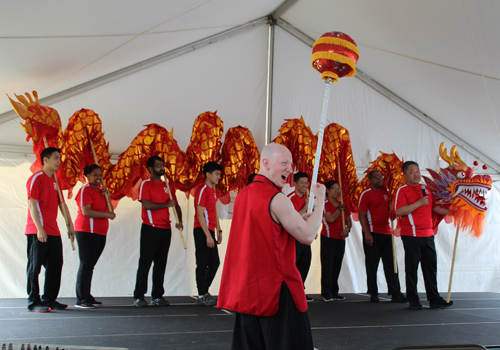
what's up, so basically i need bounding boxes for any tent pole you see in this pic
[265,17,276,145]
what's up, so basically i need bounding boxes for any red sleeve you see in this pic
[197,187,207,208]
[80,186,94,207]
[28,176,41,201]
[139,180,151,201]
[358,192,368,213]
[394,187,407,210]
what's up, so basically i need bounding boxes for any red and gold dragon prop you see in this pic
[8,92,259,205]
[423,143,492,237]
[8,92,493,237]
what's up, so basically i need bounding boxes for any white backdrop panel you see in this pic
[2,153,499,299]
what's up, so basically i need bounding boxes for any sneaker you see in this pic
[196,294,216,306]
[430,298,453,309]
[370,295,380,302]
[409,301,423,310]
[28,304,51,313]
[323,296,334,302]
[75,303,95,309]
[134,298,148,307]
[46,301,68,310]
[151,297,170,306]
[306,295,315,302]
[391,294,408,303]
[89,299,102,305]
[332,295,345,301]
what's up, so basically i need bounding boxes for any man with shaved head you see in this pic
[218,143,325,350]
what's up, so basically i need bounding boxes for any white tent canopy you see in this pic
[1,0,499,298]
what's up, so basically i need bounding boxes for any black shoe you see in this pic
[90,299,102,305]
[134,299,148,307]
[409,301,423,310]
[370,295,379,302]
[430,298,453,309]
[75,303,95,309]
[391,294,408,303]
[28,304,51,313]
[332,295,345,301]
[306,295,314,302]
[151,297,170,306]
[45,301,68,310]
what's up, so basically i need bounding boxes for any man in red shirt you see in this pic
[193,161,223,306]
[218,143,326,350]
[133,156,183,307]
[26,147,75,312]
[288,172,314,302]
[395,161,452,310]
[358,169,406,303]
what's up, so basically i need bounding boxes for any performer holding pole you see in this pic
[358,169,406,303]
[74,164,116,308]
[320,180,351,302]
[43,137,75,250]
[26,147,75,312]
[88,139,113,213]
[133,156,183,307]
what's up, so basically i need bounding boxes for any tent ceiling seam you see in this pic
[0,17,268,124]
[463,0,500,142]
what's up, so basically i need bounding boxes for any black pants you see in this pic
[231,282,313,350]
[320,235,345,297]
[296,241,312,285]
[363,231,401,296]
[193,227,220,295]
[75,231,106,304]
[401,235,441,303]
[133,224,171,300]
[26,234,63,309]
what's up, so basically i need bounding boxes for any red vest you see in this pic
[217,175,307,316]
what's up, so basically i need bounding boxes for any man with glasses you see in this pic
[395,161,452,310]
[358,169,406,303]
[133,156,183,307]
[288,172,314,302]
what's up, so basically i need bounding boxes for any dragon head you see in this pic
[424,143,492,218]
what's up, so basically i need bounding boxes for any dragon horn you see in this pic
[6,93,30,120]
[24,92,34,105]
[454,150,467,167]
[439,142,453,167]
[32,91,40,105]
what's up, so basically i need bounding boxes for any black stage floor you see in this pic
[1,293,500,350]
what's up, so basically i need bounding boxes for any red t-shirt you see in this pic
[193,184,217,231]
[217,175,306,316]
[394,184,436,237]
[358,188,391,235]
[139,178,177,229]
[74,184,110,235]
[25,171,62,236]
[321,199,351,240]
[287,192,306,212]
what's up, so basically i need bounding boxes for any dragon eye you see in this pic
[457,171,466,179]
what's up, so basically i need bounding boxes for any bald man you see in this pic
[218,143,325,350]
